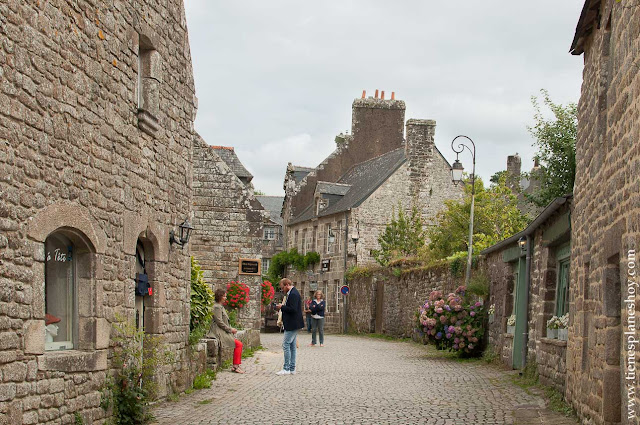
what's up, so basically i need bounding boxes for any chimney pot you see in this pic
[375,89,379,99]
[362,90,366,99]
[381,90,385,99]
[391,91,395,100]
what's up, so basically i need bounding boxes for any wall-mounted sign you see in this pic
[321,259,330,272]
[340,285,350,295]
[309,281,318,291]
[239,258,261,275]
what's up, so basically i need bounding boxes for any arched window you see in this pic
[45,233,76,351]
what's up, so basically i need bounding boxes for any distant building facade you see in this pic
[255,195,285,276]
[282,92,463,332]
[191,139,265,329]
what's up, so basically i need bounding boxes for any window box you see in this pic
[546,328,558,339]
[558,328,568,341]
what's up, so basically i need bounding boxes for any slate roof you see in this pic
[289,148,406,224]
[211,146,253,181]
[316,182,351,196]
[291,166,314,184]
[256,196,284,226]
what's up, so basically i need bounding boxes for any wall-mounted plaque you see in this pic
[321,259,330,272]
[239,258,261,275]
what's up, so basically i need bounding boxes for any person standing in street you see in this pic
[309,290,326,347]
[304,295,313,332]
[275,278,304,375]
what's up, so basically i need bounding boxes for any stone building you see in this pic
[282,92,463,332]
[505,154,543,220]
[567,1,640,423]
[255,195,285,275]
[0,1,201,423]
[482,195,572,393]
[191,138,265,330]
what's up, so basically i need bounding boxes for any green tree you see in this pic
[526,89,577,207]
[372,203,426,266]
[428,175,528,259]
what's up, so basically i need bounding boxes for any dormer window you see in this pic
[264,226,276,240]
[317,198,328,214]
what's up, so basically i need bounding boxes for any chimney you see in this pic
[362,90,366,99]
[381,90,385,99]
[405,119,437,200]
[374,89,379,99]
[506,154,522,191]
[391,91,395,100]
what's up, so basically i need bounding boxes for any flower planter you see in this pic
[546,328,558,339]
[507,325,515,335]
[558,328,568,341]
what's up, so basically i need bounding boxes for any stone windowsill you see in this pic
[540,337,567,347]
[504,333,514,339]
[38,349,107,372]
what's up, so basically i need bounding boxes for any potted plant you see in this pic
[557,313,569,341]
[546,315,560,339]
[507,314,516,335]
[487,304,495,324]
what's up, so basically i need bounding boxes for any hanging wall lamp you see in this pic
[169,218,193,248]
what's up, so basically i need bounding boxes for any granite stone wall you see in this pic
[346,265,463,338]
[569,2,640,424]
[0,1,201,423]
[191,134,265,330]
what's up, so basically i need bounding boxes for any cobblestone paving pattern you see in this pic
[152,333,576,425]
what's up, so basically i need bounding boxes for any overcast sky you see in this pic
[184,1,585,196]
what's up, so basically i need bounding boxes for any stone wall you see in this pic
[346,265,463,337]
[484,202,570,389]
[0,1,200,423]
[569,1,640,423]
[191,134,265,330]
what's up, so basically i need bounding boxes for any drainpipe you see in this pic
[521,234,533,370]
[343,211,349,334]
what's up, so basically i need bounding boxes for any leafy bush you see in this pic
[101,316,172,424]
[190,257,214,346]
[466,271,489,299]
[416,286,485,355]
[265,248,321,282]
[225,281,250,309]
[372,204,426,266]
[193,369,216,389]
[261,280,275,306]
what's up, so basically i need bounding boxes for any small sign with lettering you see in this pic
[239,258,261,275]
[321,259,330,272]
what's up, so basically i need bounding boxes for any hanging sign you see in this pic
[321,259,331,272]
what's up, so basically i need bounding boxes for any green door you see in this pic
[512,256,527,369]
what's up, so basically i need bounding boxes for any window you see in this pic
[334,279,341,313]
[137,35,160,136]
[556,259,570,316]
[325,224,334,253]
[263,258,271,274]
[264,226,276,240]
[312,226,318,251]
[294,230,299,250]
[337,221,342,253]
[301,229,307,254]
[45,233,76,351]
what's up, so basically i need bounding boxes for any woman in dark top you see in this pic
[309,290,326,347]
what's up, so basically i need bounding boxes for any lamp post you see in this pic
[450,135,476,286]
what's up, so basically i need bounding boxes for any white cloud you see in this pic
[184,0,585,195]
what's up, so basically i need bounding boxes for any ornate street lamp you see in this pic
[451,135,476,286]
[169,218,193,248]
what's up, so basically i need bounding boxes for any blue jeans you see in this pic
[311,317,325,345]
[282,330,299,372]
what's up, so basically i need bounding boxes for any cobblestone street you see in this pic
[152,333,576,425]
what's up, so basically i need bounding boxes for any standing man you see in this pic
[275,278,304,375]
